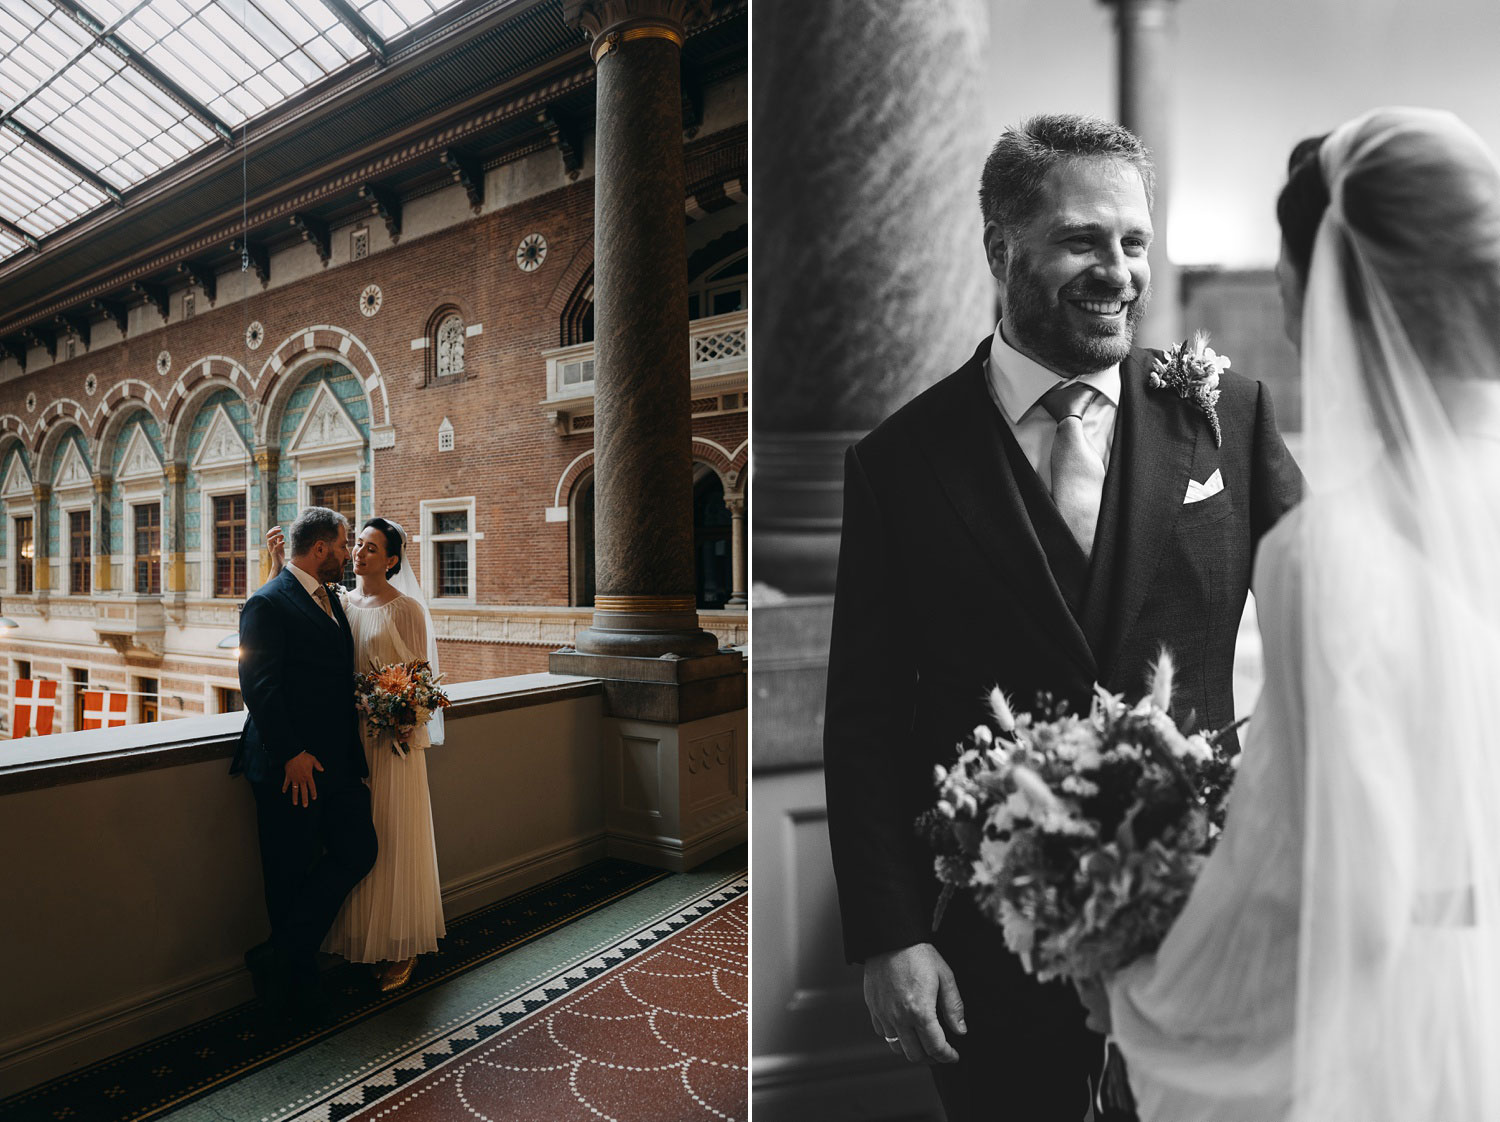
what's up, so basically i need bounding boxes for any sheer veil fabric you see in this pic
[386,560,444,745]
[1109,108,1500,1120]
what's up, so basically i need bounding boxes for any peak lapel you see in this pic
[1086,349,1199,681]
[277,567,340,633]
[919,345,1096,681]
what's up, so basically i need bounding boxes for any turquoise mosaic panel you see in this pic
[275,363,371,525]
[184,391,256,553]
[107,414,165,553]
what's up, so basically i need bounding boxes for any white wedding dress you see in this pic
[1109,108,1500,1121]
[322,593,447,962]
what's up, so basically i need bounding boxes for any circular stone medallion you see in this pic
[360,284,383,317]
[84,373,98,396]
[245,321,264,350]
[156,350,171,376]
[25,392,36,413]
[516,233,547,272]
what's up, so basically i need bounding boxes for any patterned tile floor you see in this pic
[170,853,746,1122]
[2,851,745,1122]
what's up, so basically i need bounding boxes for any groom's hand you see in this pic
[281,751,324,807]
[864,942,965,1065]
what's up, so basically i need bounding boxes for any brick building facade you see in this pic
[0,1,747,731]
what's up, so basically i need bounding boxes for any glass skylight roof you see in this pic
[0,0,469,269]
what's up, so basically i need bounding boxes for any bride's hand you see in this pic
[1073,976,1112,1034]
[265,526,286,574]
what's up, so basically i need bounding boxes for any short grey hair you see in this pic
[288,506,348,557]
[979,113,1155,235]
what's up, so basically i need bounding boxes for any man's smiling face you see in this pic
[987,156,1153,376]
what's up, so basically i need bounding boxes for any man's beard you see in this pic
[1005,252,1149,375]
[318,554,346,583]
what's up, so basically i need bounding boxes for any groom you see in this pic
[823,114,1303,1119]
[232,506,375,1021]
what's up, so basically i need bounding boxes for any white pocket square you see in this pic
[1183,468,1225,504]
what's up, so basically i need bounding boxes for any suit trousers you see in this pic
[251,772,378,986]
[931,905,1102,1121]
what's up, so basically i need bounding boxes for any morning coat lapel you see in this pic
[1080,348,1198,681]
[920,339,1096,681]
[276,566,340,634]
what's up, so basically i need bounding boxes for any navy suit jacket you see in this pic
[231,566,365,785]
[823,337,1304,966]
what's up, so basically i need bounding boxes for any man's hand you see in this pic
[863,942,965,1065]
[281,751,324,807]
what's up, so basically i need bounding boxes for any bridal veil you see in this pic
[1110,108,1500,1120]
[1293,107,1500,1121]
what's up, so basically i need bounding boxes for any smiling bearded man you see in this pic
[822,113,1304,1121]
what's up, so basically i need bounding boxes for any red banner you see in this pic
[13,679,58,737]
[82,690,129,730]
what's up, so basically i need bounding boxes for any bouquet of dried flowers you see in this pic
[920,650,1242,983]
[353,659,451,757]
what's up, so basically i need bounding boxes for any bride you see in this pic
[1100,108,1500,1120]
[269,517,447,991]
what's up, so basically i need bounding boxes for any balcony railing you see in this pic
[541,310,748,434]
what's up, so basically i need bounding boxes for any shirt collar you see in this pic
[986,322,1122,424]
[287,561,324,598]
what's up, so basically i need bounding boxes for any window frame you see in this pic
[68,509,91,596]
[418,496,478,605]
[211,491,248,599]
[132,501,162,596]
[13,513,34,595]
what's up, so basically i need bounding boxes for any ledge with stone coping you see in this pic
[0,673,604,795]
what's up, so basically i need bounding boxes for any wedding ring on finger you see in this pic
[883,1035,899,1045]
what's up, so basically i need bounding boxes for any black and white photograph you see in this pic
[752,1,1500,1121]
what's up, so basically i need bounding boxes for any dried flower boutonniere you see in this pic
[1148,331,1228,447]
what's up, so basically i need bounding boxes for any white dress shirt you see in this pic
[984,322,1120,496]
[287,560,334,619]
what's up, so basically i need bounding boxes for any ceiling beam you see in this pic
[0,215,41,252]
[49,0,236,146]
[1,119,122,205]
[317,0,388,62]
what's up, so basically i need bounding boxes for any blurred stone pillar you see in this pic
[1106,0,1182,347]
[562,0,717,659]
[754,0,994,596]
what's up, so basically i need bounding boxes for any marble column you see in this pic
[30,484,50,597]
[724,493,746,609]
[564,0,716,658]
[163,464,187,598]
[91,475,111,593]
[754,0,993,595]
[1106,0,1181,347]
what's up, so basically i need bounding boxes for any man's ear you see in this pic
[982,221,1008,286]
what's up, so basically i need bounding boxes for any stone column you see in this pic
[30,484,50,596]
[254,449,279,584]
[563,0,716,658]
[754,0,992,595]
[1106,0,1181,347]
[724,493,746,609]
[91,475,111,593]
[163,464,187,598]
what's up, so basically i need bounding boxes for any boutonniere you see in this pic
[1148,331,1227,447]
[325,582,348,604]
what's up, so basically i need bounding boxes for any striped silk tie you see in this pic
[1042,382,1106,559]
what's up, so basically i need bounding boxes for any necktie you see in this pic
[312,584,334,621]
[1042,382,1106,558]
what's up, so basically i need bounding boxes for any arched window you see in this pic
[569,469,595,607]
[436,313,465,377]
[688,249,747,321]
[425,305,469,384]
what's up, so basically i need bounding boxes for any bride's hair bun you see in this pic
[362,516,406,578]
